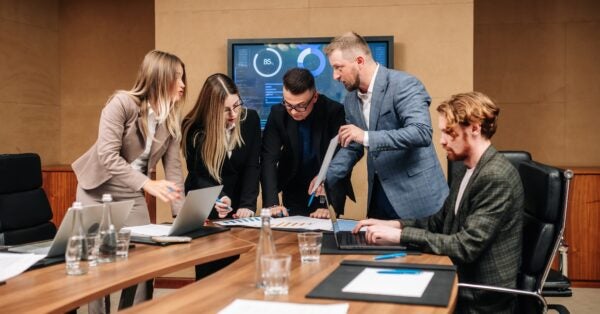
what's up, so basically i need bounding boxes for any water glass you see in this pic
[260,253,291,295]
[86,233,98,267]
[116,229,131,260]
[297,232,323,263]
[65,235,88,275]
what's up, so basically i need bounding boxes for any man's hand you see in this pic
[352,218,401,233]
[309,208,330,219]
[269,205,288,217]
[338,124,365,147]
[142,180,182,203]
[234,208,254,218]
[308,176,324,196]
[365,225,402,245]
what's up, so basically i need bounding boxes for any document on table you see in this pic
[218,299,349,314]
[0,252,45,282]
[342,268,434,298]
[215,216,360,232]
[310,135,339,195]
[123,224,171,237]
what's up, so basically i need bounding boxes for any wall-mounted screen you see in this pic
[227,36,394,128]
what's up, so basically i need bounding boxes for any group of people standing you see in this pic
[71,31,524,314]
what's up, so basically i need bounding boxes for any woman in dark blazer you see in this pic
[182,73,260,219]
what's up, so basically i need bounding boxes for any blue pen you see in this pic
[307,192,316,207]
[377,269,421,275]
[215,198,233,212]
[373,252,407,260]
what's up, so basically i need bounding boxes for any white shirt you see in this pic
[131,107,158,174]
[225,123,235,158]
[357,64,379,147]
[454,167,475,215]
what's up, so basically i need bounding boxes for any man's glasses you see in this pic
[282,92,315,112]
[224,100,244,115]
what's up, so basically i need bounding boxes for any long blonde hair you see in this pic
[182,73,245,183]
[124,50,187,141]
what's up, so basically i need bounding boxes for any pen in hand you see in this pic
[215,198,233,212]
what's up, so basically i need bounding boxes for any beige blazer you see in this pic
[72,92,184,213]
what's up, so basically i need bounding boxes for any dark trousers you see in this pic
[368,175,400,219]
[195,255,240,281]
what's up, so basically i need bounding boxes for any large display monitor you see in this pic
[227,36,394,128]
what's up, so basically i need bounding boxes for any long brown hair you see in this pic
[182,73,245,183]
[124,50,187,141]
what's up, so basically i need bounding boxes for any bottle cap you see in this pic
[102,194,113,202]
[260,208,271,217]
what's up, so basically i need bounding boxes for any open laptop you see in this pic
[326,197,405,251]
[124,185,223,239]
[8,200,134,265]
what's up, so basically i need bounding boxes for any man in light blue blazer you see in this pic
[322,32,448,219]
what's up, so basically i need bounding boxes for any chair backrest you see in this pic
[0,153,57,245]
[447,150,532,186]
[517,160,571,293]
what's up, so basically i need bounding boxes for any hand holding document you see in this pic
[0,252,45,282]
[309,135,340,196]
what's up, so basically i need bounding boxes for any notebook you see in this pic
[326,197,405,251]
[124,186,223,238]
[8,200,134,259]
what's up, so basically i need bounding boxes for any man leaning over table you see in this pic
[353,92,524,314]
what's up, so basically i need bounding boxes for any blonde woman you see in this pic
[182,73,260,219]
[72,50,186,311]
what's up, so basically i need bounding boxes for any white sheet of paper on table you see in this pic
[215,216,361,232]
[122,224,172,237]
[342,267,434,298]
[0,252,45,282]
[218,299,349,314]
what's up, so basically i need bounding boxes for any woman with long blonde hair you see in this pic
[72,50,186,310]
[182,73,260,219]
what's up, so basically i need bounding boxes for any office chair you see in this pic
[447,150,532,186]
[458,160,572,313]
[0,153,56,245]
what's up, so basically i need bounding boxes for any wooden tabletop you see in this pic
[126,229,458,314]
[0,232,254,314]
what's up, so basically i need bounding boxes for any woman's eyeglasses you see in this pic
[224,100,244,115]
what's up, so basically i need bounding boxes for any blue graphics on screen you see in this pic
[231,41,390,128]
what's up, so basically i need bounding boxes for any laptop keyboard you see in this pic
[338,231,369,246]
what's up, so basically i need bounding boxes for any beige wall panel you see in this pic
[0,1,59,164]
[59,0,155,164]
[0,103,61,164]
[476,0,600,25]
[566,22,600,104]
[475,23,566,104]
[0,0,58,29]
[156,0,473,217]
[493,101,567,165]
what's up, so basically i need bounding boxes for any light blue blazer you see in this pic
[327,66,448,219]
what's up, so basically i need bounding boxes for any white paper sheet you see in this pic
[218,299,349,314]
[215,216,360,232]
[342,267,434,298]
[0,252,45,282]
[122,224,171,237]
[310,135,339,194]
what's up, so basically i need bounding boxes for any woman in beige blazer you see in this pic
[71,50,186,311]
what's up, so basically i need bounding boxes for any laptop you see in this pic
[8,200,134,265]
[124,185,223,239]
[326,197,405,251]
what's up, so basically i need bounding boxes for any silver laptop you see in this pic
[125,185,223,237]
[326,197,404,251]
[9,200,134,257]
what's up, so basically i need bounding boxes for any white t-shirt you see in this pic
[454,167,475,215]
[131,107,158,174]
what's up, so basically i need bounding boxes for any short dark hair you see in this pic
[282,68,315,94]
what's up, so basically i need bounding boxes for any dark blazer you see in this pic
[327,66,448,219]
[401,146,524,314]
[184,109,261,219]
[261,94,354,215]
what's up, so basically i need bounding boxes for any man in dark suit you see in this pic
[355,91,524,313]
[323,32,448,220]
[261,68,354,217]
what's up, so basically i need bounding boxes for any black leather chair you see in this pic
[447,150,532,186]
[458,160,572,313]
[0,153,56,245]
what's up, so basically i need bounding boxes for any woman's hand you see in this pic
[142,180,182,203]
[215,196,233,218]
[309,208,330,219]
[234,208,255,218]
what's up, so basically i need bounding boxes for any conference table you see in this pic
[125,228,458,313]
[0,231,254,313]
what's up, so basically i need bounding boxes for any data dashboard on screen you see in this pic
[227,36,393,128]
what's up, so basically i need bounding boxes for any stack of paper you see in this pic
[215,216,359,232]
[0,253,45,282]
